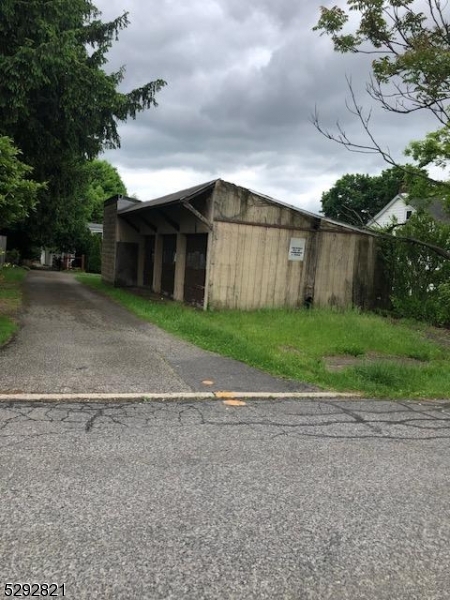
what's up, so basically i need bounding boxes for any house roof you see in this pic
[418,199,450,223]
[117,179,375,235]
[88,222,103,235]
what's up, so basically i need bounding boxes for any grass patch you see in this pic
[76,273,450,399]
[0,266,27,346]
[0,315,18,345]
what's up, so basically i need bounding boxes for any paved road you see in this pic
[0,398,449,599]
[0,271,316,395]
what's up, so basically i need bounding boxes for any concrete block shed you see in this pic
[102,179,384,310]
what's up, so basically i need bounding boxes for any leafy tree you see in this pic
[313,1,450,203]
[0,0,165,250]
[384,212,450,325]
[0,136,44,229]
[83,159,127,222]
[321,166,406,225]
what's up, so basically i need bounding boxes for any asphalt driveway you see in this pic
[0,271,317,395]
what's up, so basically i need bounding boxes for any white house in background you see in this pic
[366,193,415,227]
[88,222,103,236]
[367,193,449,228]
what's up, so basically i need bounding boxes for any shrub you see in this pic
[86,234,102,273]
[5,248,20,265]
[386,212,450,326]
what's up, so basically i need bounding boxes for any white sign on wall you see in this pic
[288,237,306,261]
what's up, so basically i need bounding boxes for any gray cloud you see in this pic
[96,0,439,210]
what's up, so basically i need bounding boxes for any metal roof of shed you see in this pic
[117,178,374,235]
[118,180,218,215]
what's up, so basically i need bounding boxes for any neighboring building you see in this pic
[88,222,103,236]
[367,193,450,227]
[366,193,414,227]
[40,223,103,268]
[39,248,57,267]
[102,179,385,310]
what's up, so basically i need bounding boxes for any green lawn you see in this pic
[77,273,450,399]
[0,266,28,346]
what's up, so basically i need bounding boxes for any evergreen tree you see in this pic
[0,0,165,250]
[0,136,44,229]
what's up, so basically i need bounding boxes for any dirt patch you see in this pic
[423,326,450,349]
[128,287,179,305]
[324,352,426,372]
[0,298,20,317]
[279,345,303,356]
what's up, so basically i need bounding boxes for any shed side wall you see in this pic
[209,221,307,309]
[352,236,377,309]
[313,232,378,308]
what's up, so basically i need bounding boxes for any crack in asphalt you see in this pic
[85,407,104,432]
[177,405,206,425]
[0,400,449,447]
[325,401,385,434]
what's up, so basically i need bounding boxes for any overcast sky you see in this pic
[95,0,438,213]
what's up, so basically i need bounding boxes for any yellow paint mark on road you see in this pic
[215,391,237,398]
[202,380,214,386]
[223,399,247,407]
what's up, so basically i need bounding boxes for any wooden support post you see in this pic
[153,235,163,293]
[303,221,321,306]
[173,234,187,302]
[137,238,145,287]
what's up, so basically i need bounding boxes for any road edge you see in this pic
[0,391,362,402]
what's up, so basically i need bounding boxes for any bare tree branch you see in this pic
[374,229,450,260]
[367,76,450,121]
[312,78,450,193]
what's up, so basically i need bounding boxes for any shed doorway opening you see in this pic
[161,234,177,297]
[184,234,208,306]
[116,242,138,286]
[143,235,155,288]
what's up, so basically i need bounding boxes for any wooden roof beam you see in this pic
[182,200,213,230]
[120,216,139,233]
[156,209,180,232]
[141,216,157,233]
